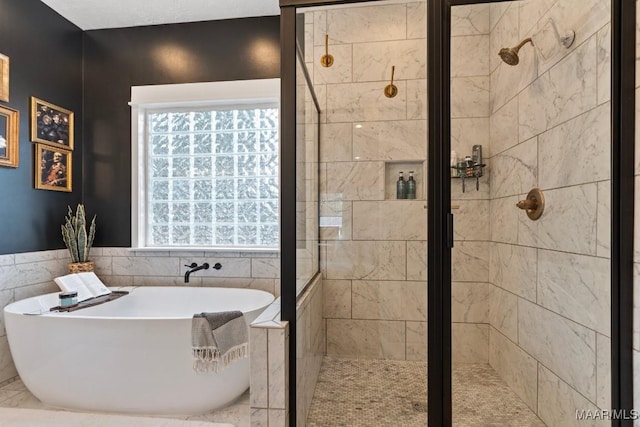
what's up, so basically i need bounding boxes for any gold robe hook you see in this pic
[384,65,398,98]
[320,34,334,67]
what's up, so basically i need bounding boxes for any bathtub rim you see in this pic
[4,286,275,320]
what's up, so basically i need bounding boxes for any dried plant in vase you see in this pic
[62,204,96,273]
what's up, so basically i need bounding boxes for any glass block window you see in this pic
[145,105,279,248]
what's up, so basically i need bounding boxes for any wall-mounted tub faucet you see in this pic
[183,262,222,283]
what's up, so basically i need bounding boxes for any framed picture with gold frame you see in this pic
[31,97,73,150]
[0,54,8,103]
[35,143,71,192]
[0,105,19,168]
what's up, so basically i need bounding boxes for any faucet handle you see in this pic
[185,262,198,268]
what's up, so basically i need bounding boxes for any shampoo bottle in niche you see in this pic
[407,171,416,199]
[396,171,407,199]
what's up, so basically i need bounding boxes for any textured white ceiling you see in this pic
[40,0,280,30]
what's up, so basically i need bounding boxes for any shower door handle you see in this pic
[447,213,454,249]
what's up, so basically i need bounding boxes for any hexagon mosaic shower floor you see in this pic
[306,357,546,427]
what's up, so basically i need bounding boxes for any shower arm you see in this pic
[515,37,533,51]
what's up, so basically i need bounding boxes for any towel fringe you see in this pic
[192,343,248,373]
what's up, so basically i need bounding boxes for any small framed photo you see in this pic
[35,143,72,192]
[0,53,8,102]
[0,105,19,168]
[31,97,74,150]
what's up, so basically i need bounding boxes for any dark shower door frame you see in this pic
[280,0,635,425]
[430,0,635,425]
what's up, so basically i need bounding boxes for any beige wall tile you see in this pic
[352,280,426,321]
[451,76,490,118]
[323,280,351,319]
[596,334,611,410]
[352,120,427,161]
[451,118,490,159]
[537,249,610,335]
[452,323,489,364]
[326,4,407,44]
[452,241,489,282]
[325,240,406,281]
[326,82,407,123]
[489,243,537,302]
[352,201,426,241]
[268,327,288,410]
[489,327,537,412]
[406,321,427,361]
[326,319,405,360]
[406,241,427,281]
[489,97,518,156]
[451,35,490,77]
[452,4,490,36]
[537,365,600,427]
[353,39,426,82]
[313,44,352,85]
[453,200,490,241]
[519,299,597,402]
[519,37,597,142]
[538,103,610,190]
[488,285,518,342]
[251,408,268,427]
[452,282,490,324]
[407,79,427,120]
[517,183,598,256]
[490,138,537,200]
[596,181,611,258]
[407,2,427,39]
[325,161,385,201]
[319,123,352,163]
[250,327,268,408]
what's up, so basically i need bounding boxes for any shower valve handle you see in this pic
[516,199,537,210]
[516,188,545,221]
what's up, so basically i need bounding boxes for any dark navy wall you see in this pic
[0,0,83,255]
[82,17,280,247]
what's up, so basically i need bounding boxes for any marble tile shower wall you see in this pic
[309,2,433,361]
[450,3,493,365]
[0,247,280,386]
[488,1,611,425]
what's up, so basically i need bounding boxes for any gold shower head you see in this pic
[498,37,533,66]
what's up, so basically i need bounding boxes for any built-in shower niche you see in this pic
[384,161,426,200]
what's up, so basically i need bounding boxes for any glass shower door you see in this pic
[449,0,612,425]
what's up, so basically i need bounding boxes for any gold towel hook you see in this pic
[384,65,398,98]
[320,34,334,67]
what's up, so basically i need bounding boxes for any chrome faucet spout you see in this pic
[184,262,210,283]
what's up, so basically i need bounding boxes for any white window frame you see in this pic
[130,79,280,252]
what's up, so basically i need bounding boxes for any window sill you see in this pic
[129,247,280,255]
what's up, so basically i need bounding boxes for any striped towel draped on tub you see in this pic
[191,311,248,373]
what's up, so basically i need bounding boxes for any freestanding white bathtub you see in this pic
[4,286,274,415]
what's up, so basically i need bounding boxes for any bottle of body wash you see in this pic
[396,171,407,199]
[407,171,416,199]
